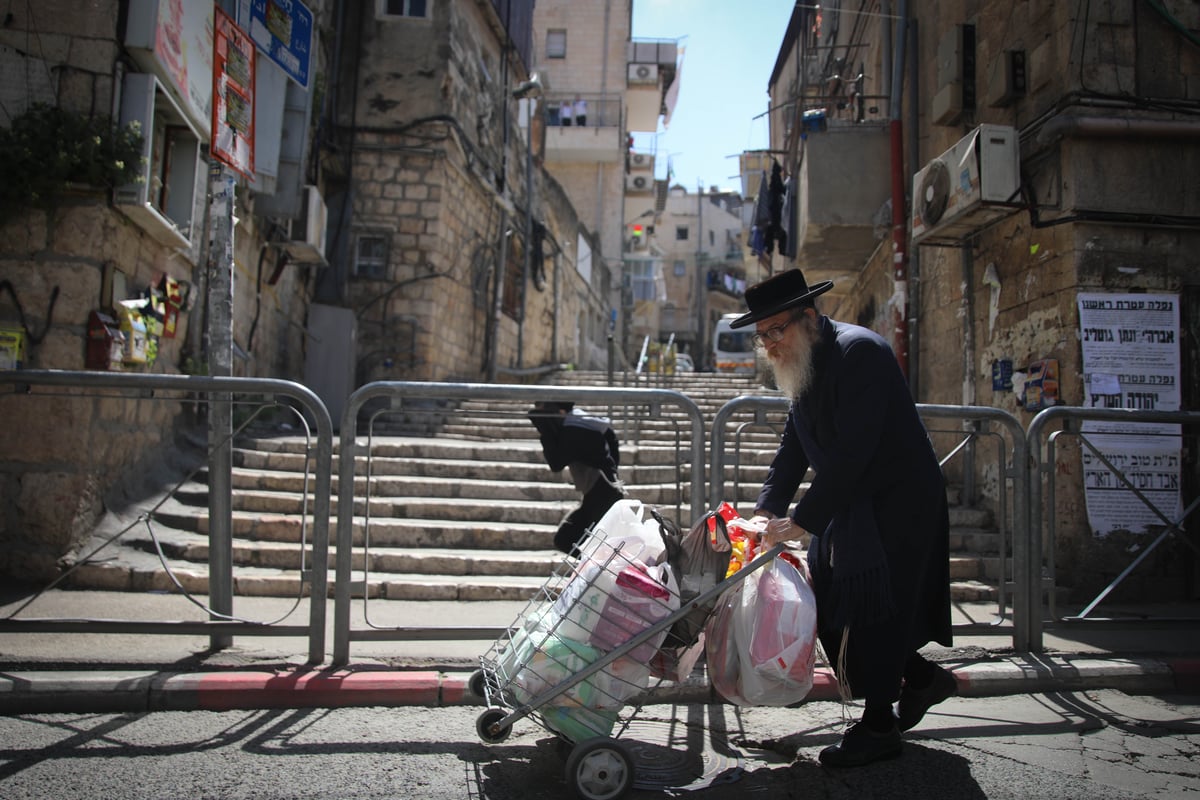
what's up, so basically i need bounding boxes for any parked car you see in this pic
[675,352,695,372]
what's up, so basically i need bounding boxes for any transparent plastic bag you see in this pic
[704,554,817,706]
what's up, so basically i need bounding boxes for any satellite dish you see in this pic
[920,159,951,225]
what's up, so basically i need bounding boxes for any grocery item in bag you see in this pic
[589,562,678,661]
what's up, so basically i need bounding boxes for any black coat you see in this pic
[756,316,951,651]
[529,408,620,483]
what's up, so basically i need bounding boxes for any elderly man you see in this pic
[731,268,956,767]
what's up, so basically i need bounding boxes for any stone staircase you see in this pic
[70,370,1007,604]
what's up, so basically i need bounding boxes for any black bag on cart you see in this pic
[648,505,735,681]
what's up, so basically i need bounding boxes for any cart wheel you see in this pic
[468,669,488,699]
[475,708,512,744]
[564,737,634,800]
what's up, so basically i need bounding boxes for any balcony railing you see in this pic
[543,94,622,129]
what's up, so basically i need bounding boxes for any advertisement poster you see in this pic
[1077,292,1182,537]
[213,8,256,179]
[151,0,213,134]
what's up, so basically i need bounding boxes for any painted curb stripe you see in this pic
[162,670,442,710]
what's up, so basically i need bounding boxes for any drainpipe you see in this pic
[906,17,921,398]
[1036,114,1200,144]
[888,1,910,381]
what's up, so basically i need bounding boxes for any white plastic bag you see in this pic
[577,498,668,566]
[704,554,817,706]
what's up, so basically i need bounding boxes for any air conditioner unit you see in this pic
[626,174,653,193]
[627,63,659,84]
[282,185,328,263]
[911,124,1021,246]
[629,152,653,171]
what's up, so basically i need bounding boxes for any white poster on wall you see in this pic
[1077,293,1182,537]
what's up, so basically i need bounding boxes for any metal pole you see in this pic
[206,163,235,650]
[694,183,705,366]
[518,100,534,367]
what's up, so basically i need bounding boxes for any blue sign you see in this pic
[242,0,312,89]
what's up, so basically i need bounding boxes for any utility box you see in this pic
[86,311,126,371]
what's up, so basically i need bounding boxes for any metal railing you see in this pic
[543,94,622,129]
[1027,406,1200,648]
[330,381,705,664]
[2,368,1192,665]
[708,396,1032,649]
[0,370,333,663]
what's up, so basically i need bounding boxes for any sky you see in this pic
[631,0,797,193]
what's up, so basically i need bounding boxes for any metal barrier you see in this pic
[331,381,705,664]
[0,370,333,663]
[709,396,1032,650]
[8,369,1190,666]
[1027,406,1200,647]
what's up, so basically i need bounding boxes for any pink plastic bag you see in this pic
[704,555,817,706]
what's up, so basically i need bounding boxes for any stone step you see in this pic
[66,551,999,604]
[130,528,562,578]
[82,370,1020,603]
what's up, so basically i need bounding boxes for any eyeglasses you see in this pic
[751,315,800,348]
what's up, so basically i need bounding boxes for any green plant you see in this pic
[0,104,145,221]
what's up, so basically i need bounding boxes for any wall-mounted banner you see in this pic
[1077,292,1181,537]
[212,7,256,179]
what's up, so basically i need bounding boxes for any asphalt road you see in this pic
[1,690,1197,799]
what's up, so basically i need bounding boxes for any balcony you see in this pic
[626,38,678,133]
[796,122,892,275]
[542,94,623,164]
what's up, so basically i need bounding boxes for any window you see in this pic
[627,260,658,302]
[379,0,429,19]
[546,29,567,58]
[673,260,686,277]
[675,225,689,241]
[354,234,389,279]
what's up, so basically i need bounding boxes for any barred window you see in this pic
[354,234,389,280]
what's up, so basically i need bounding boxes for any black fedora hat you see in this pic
[728,269,833,329]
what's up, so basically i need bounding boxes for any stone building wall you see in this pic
[808,0,1200,600]
[337,0,590,384]
[0,2,317,580]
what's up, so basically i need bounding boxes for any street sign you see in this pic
[240,0,313,90]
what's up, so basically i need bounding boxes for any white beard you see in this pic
[767,322,819,400]
[770,348,815,400]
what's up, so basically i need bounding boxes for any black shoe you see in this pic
[897,665,958,732]
[818,722,902,768]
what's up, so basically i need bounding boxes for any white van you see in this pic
[712,313,756,374]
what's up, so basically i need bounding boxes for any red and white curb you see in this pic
[0,656,1195,714]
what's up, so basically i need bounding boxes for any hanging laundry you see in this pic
[750,169,771,257]
[766,160,787,256]
[782,172,799,260]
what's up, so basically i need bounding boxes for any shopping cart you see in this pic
[470,507,789,800]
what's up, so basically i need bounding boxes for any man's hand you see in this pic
[761,516,807,548]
